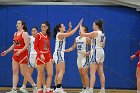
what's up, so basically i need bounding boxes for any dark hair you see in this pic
[32,27,38,31]
[19,20,27,32]
[42,21,51,38]
[82,26,88,32]
[53,23,62,39]
[95,19,104,33]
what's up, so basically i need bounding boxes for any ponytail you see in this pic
[53,23,61,39]
[95,19,104,33]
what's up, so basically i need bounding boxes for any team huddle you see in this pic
[1,18,107,93]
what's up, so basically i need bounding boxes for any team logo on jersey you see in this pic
[44,40,48,50]
[13,40,20,46]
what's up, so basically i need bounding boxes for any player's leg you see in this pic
[89,63,98,93]
[6,60,19,93]
[78,68,86,93]
[37,64,45,93]
[54,62,66,93]
[81,68,89,89]
[54,64,59,90]
[45,60,53,93]
[136,63,140,93]
[97,63,105,93]
[20,64,36,92]
[77,56,86,93]
[20,67,34,93]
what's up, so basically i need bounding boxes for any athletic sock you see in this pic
[57,84,62,88]
[46,88,51,92]
[83,86,86,89]
[54,86,57,90]
[137,90,140,93]
[38,89,42,91]
[101,87,105,90]
[13,87,17,90]
[22,85,26,88]
[89,88,93,91]
[86,87,89,90]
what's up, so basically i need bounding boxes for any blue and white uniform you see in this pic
[28,36,37,68]
[53,32,66,64]
[90,31,105,64]
[76,36,89,68]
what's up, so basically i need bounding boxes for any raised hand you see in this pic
[68,22,72,28]
[79,18,83,26]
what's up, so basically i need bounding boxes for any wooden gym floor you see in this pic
[0,87,136,93]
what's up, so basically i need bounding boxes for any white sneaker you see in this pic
[20,87,29,93]
[98,89,106,93]
[43,88,46,93]
[88,89,93,93]
[6,89,17,93]
[53,88,67,93]
[43,86,46,93]
[84,89,89,93]
[33,86,38,93]
[80,89,86,93]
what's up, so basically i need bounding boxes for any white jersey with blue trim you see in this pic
[29,36,37,54]
[91,31,105,49]
[54,32,66,52]
[76,36,87,55]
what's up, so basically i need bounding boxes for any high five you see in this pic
[53,19,83,93]
[80,19,106,93]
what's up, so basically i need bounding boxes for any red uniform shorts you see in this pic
[12,49,28,64]
[36,53,52,65]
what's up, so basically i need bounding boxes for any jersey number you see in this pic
[77,45,82,50]
[44,40,48,50]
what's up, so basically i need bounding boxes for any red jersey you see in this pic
[13,32,25,49]
[12,31,28,64]
[34,32,51,55]
[135,50,140,62]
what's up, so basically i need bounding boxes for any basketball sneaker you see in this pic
[20,87,29,93]
[6,89,17,93]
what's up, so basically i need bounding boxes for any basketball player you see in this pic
[130,50,140,93]
[64,26,90,93]
[20,27,46,93]
[53,19,83,93]
[34,21,53,93]
[80,19,106,93]
[1,20,36,93]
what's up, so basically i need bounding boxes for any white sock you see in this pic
[89,88,93,91]
[22,85,26,88]
[86,87,89,90]
[13,86,17,90]
[46,88,51,92]
[101,87,105,90]
[137,90,140,93]
[43,85,46,89]
[38,89,42,91]
[32,83,36,87]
